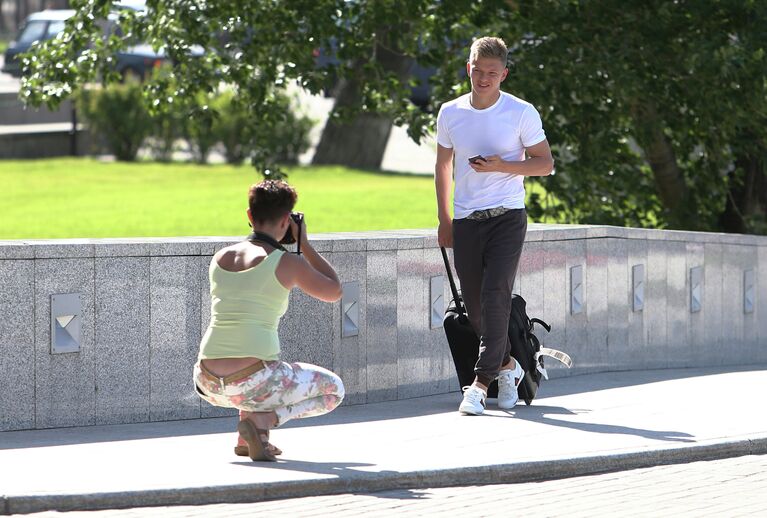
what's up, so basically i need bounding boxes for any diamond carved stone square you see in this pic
[51,293,82,354]
[690,266,702,313]
[744,269,755,314]
[341,281,359,337]
[632,264,645,312]
[430,275,444,329]
[570,265,583,315]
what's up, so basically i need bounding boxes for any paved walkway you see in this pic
[21,454,767,517]
[2,366,766,515]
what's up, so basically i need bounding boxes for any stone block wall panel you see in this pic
[0,228,764,430]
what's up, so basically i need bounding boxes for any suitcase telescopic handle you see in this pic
[440,247,466,317]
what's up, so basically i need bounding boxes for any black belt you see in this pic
[464,207,513,221]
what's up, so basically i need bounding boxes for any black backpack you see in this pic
[441,247,572,404]
[508,294,573,404]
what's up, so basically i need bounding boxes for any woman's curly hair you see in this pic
[248,180,298,223]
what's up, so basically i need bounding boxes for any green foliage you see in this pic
[18,0,767,233]
[147,105,182,162]
[186,89,314,167]
[18,0,345,177]
[77,80,152,161]
[76,81,312,166]
[502,1,767,233]
[420,0,766,233]
[184,93,217,164]
[208,90,249,165]
[256,93,314,166]
[18,1,451,176]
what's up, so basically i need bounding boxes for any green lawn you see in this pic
[0,158,548,239]
[1,159,440,239]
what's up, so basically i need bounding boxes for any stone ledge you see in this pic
[2,225,766,259]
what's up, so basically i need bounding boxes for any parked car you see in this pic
[2,8,166,80]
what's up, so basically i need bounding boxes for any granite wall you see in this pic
[1,226,765,431]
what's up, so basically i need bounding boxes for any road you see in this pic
[20,454,767,517]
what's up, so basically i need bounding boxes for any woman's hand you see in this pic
[276,213,342,302]
[288,213,309,246]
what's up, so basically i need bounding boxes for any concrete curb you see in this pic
[4,434,767,515]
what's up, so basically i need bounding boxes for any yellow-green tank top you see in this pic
[198,250,289,360]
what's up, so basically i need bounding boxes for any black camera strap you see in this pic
[247,232,287,252]
[247,231,301,255]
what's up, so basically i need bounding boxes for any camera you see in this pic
[280,212,304,245]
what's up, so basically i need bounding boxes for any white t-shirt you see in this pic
[436,91,547,219]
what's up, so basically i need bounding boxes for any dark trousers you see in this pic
[452,209,527,388]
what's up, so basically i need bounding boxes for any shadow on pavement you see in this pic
[353,488,432,500]
[229,458,433,500]
[0,417,237,450]
[4,365,755,450]
[282,396,458,429]
[502,404,696,443]
[537,364,765,399]
[0,396,459,451]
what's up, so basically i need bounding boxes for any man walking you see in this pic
[435,37,554,415]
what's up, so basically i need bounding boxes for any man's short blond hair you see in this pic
[469,37,508,66]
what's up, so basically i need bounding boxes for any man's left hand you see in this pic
[469,154,504,173]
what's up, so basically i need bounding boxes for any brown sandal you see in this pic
[234,443,282,457]
[237,420,277,462]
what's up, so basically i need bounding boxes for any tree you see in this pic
[310,28,414,169]
[19,0,433,176]
[20,0,766,233]
[497,0,767,233]
[18,0,496,174]
[308,0,510,170]
[415,0,765,233]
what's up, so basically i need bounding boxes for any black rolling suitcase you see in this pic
[441,247,572,404]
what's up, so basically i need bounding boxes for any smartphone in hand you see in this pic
[468,154,486,164]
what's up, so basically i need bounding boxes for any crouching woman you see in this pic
[193,180,344,461]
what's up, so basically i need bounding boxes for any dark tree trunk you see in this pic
[311,76,396,169]
[632,102,691,228]
[643,129,687,213]
[720,150,766,234]
[312,29,413,170]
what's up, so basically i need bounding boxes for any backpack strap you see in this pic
[440,247,465,317]
[535,347,573,370]
[510,297,531,333]
[528,333,548,379]
[530,318,551,333]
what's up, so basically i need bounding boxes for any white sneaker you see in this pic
[459,385,487,415]
[497,360,525,409]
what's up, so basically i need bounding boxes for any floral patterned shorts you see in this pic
[193,361,345,427]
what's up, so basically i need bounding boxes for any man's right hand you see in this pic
[438,220,453,248]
